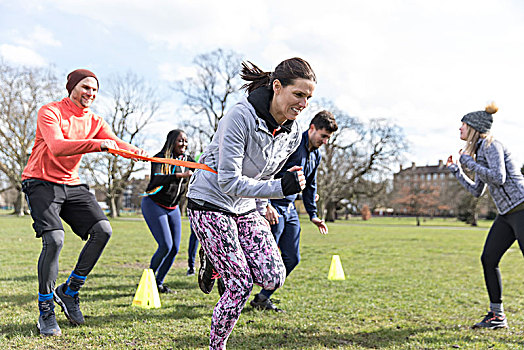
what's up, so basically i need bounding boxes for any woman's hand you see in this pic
[178,170,194,178]
[287,165,306,190]
[446,155,454,167]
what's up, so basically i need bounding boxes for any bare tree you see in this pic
[0,61,61,215]
[172,48,243,143]
[315,103,408,222]
[392,183,441,226]
[81,71,161,218]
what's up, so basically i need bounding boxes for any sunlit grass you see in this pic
[1,214,523,349]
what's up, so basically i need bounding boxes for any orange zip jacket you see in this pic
[22,97,140,185]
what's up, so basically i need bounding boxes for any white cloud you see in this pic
[0,44,47,66]
[158,63,196,82]
[30,25,61,47]
[2,0,524,168]
[8,25,61,49]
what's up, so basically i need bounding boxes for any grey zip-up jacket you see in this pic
[449,138,524,215]
[186,96,302,215]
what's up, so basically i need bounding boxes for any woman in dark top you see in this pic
[141,129,193,293]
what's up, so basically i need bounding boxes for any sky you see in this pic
[1,0,524,172]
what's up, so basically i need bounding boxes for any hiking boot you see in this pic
[198,247,215,294]
[157,284,176,294]
[217,277,226,297]
[250,294,284,312]
[54,283,85,325]
[186,267,195,276]
[37,301,61,336]
[472,312,508,329]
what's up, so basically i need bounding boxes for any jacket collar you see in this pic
[247,87,294,135]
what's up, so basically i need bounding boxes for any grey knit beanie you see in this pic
[461,103,498,134]
[461,111,492,133]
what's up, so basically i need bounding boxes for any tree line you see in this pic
[0,49,407,220]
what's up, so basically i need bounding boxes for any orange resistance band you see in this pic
[106,148,217,174]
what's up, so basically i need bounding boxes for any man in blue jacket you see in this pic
[250,110,338,312]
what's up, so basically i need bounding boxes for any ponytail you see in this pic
[240,57,316,94]
[240,61,271,93]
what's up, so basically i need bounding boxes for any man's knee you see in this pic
[89,220,112,242]
[42,230,65,252]
[287,254,300,271]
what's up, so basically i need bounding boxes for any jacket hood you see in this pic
[247,87,294,135]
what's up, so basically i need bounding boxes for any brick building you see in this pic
[391,160,460,216]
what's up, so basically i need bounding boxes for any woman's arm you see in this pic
[448,162,486,197]
[216,109,284,199]
[459,141,506,185]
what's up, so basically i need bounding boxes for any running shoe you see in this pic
[53,283,85,325]
[472,312,508,329]
[250,293,284,312]
[37,301,61,336]
[157,284,175,294]
[198,247,216,294]
[217,277,226,297]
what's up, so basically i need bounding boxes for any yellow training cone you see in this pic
[328,255,346,280]
[132,269,161,308]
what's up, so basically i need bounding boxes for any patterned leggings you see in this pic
[187,209,286,350]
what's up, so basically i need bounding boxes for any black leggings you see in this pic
[481,209,524,303]
[38,220,112,294]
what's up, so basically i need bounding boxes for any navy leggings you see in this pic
[141,196,181,286]
[481,209,524,303]
[187,227,199,269]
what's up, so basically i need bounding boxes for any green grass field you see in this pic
[1,215,523,349]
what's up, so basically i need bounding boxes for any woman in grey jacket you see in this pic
[447,103,524,329]
[186,57,315,349]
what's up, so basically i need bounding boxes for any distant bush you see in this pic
[361,205,371,221]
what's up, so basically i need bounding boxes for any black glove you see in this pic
[281,171,302,196]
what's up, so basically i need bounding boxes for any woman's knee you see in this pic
[231,274,254,299]
[168,243,179,256]
[261,269,285,291]
[481,251,500,268]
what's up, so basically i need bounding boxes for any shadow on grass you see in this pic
[4,317,523,349]
[0,302,211,339]
[0,292,35,305]
[228,325,524,349]
[0,275,35,283]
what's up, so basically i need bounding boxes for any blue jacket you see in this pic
[449,138,524,215]
[270,130,321,220]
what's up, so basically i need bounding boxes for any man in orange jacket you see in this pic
[22,69,148,336]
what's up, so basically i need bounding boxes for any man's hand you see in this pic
[100,139,118,151]
[311,217,328,235]
[135,148,149,158]
[265,204,279,226]
[127,148,149,161]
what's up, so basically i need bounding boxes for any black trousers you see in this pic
[481,209,524,304]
